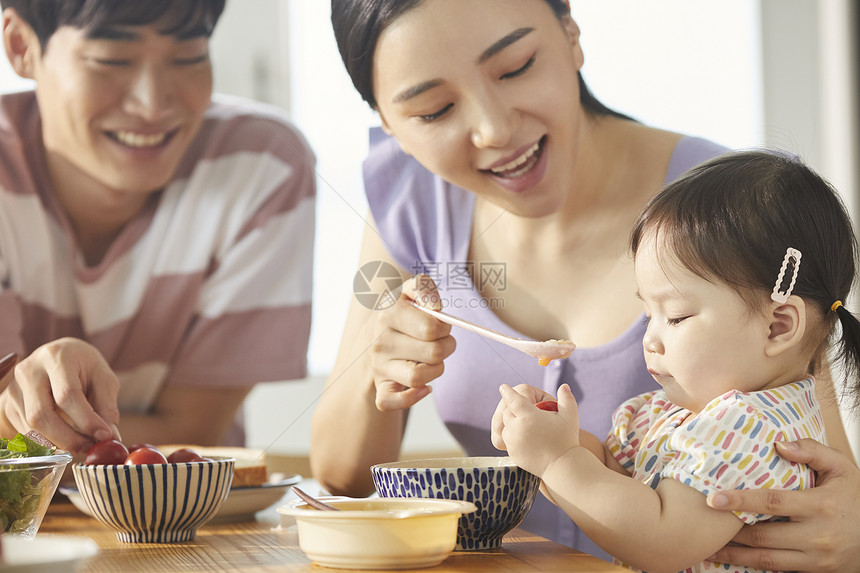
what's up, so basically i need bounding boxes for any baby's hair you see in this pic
[630,150,860,406]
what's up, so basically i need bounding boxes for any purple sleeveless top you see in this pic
[364,128,727,560]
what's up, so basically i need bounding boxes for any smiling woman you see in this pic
[310,0,860,570]
[314,0,730,561]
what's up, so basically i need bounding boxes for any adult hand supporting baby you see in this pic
[706,439,860,572]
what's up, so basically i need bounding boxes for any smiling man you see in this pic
[0,0,315,453]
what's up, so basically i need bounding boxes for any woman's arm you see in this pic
[310,217,455,496]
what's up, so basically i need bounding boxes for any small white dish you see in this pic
[60,474,301,524]
[1,534,98,572]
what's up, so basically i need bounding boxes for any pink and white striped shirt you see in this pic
[0,92,315,444]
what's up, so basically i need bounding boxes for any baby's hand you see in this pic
[491,383,550,451]
[494,384,580,477]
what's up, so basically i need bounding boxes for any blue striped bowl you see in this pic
[371,457,540,550]
[72,457,234,543]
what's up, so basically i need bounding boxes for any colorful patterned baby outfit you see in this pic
[607,378,826,573]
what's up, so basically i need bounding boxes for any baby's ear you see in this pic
[764,295,806,356]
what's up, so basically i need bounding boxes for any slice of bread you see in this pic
[159,445,268,488]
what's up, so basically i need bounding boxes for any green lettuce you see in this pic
[0,433,56,533]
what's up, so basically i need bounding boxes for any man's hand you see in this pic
[0,338,120,453]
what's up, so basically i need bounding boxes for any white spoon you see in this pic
[413,304,575,366]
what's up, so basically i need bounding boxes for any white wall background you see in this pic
[1,1,856,460]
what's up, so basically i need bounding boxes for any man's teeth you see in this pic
[114,131,167,148]
[489,142,540,175]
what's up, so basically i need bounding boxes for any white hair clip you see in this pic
[771,247,802,303]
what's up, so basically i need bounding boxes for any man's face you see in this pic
[30,22,213,196]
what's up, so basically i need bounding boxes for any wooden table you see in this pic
[39,498,626,572]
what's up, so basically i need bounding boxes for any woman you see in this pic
[312,0,860,569]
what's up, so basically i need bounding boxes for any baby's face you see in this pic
[634,233,773,412]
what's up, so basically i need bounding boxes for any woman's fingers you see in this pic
[707,487,811,521]
[402,274,443,310]
[707,439,860,572]
[375,379,432,411]
[368,274,458,411]
[707,545,806,572]
[772,438,853,479]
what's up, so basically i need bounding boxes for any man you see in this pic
[0,0,315,453]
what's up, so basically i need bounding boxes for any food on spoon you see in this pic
[537,339,575,366]
[535,400,559,412]
[85,439,129,466]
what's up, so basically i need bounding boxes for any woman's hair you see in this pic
[630,150,860,405]
[0,0,226,50]
[330,0,629,120]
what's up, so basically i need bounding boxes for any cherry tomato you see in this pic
[167,448,205,463]
[535,400,559,412]
[127,442,157,453]
[124,446,168,465]
[85,439,129,465]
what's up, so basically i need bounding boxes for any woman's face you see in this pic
[373,0,584,217]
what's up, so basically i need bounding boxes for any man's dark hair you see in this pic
[0,0,226,50]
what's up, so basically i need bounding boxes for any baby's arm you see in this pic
[542,450,743,572]
[497,383,742,572]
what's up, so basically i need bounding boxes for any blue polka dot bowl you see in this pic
[371,456,540,550]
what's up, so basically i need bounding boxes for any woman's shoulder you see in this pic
[363,127,474,268]
[666,134,730,183]
[616,121,729,183]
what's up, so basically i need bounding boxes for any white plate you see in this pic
[1,534,98,573]
[60,474,302,524]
